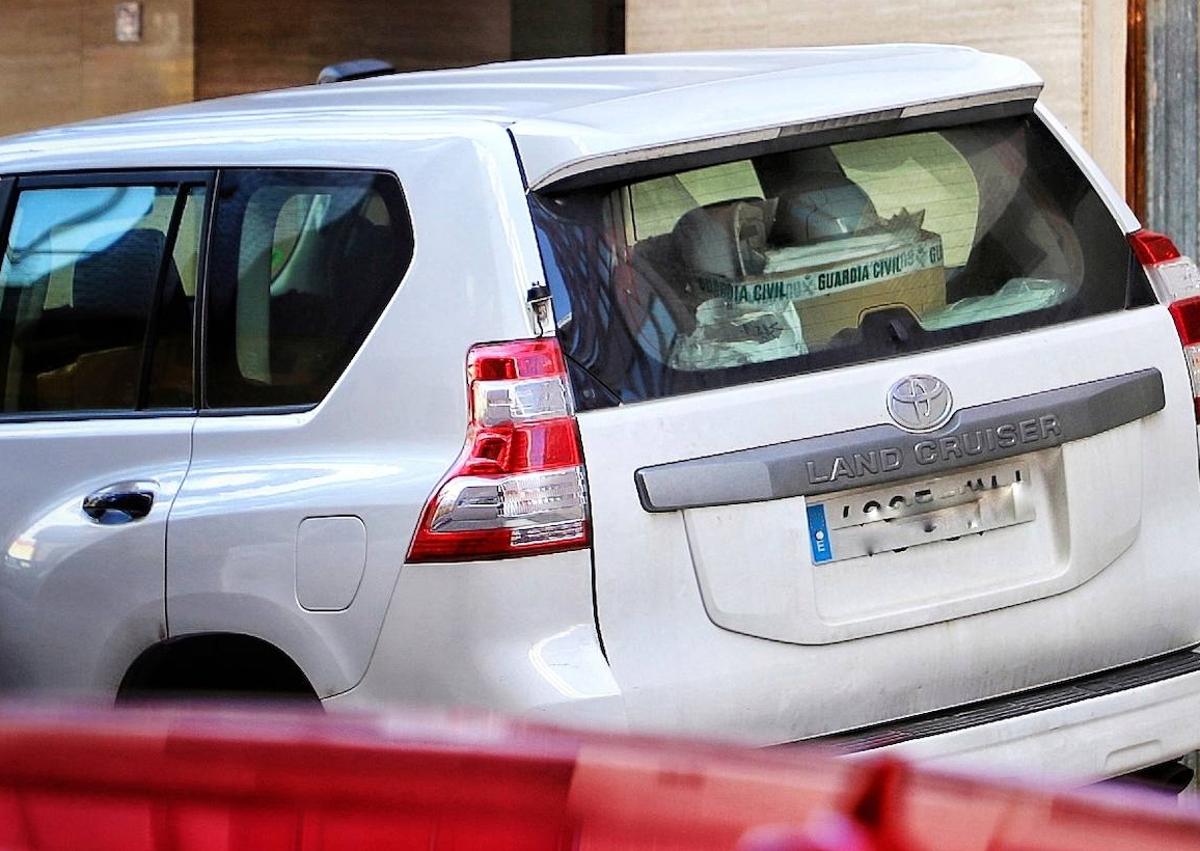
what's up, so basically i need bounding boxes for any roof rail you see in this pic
[316,59,396,85]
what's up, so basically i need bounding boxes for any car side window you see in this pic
[0,180,205,414]
[204,169,413,409]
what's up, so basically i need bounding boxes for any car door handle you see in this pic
[82,487,155,524]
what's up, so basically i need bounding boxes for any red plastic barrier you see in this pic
[0,704,1195,850]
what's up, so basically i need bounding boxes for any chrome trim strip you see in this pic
[635,368,1164,513]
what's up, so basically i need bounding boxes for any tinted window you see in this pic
[532,114,1152,404]
[205,170,412,408]
[0,182,203,413]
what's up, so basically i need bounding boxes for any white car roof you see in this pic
[0,45,1042,187]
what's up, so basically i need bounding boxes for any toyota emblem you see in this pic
[887,375,954,433]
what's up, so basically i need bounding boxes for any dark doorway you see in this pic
[511,0,625,60]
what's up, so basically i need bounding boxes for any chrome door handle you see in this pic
[82,487,155,524]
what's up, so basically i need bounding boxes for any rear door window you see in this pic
[532,114,1152,404]
[204,170,413,409]
[0,178,205,414]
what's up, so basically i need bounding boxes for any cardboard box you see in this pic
[749,230,947,348]
[795,264,945,347]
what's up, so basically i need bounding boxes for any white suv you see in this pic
[2,45,1200,783]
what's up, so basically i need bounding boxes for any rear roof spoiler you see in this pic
[528,84,1042,193]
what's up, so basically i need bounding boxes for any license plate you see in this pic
[806,460,1035,564]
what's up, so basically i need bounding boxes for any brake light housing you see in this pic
[1131,229,1200,421]
[408,339,590,563]
[1129,228,1182,266]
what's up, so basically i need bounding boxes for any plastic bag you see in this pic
[670,298,807,370]
[920,277,1071,330]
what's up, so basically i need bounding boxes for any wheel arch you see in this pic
[118,632,319,702]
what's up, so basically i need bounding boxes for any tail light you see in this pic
[1130,229,1200,422]
[1129,229,1182,266]
[407,338,590,563]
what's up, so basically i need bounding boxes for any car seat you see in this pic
[35,228,182,410]
[759,148,880,245]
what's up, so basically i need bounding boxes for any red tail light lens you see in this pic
[1169,295,1200,346]
[1129,229,1182,266]
[1169,296,1200,421]
[408,339,590,563]
[1130,229,1200,422]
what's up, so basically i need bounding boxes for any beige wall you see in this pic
[627,0,1128,190]
[0,0,193,137]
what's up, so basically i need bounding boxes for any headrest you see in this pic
[338,222,395,272]
[672,198,778,279]
[71,228,166,318]
[771,182,879,245]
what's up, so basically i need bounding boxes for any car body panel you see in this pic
[166,129,543,698]
[0,417,191,693]
[574,303,1200,744]
[324,551,625,728]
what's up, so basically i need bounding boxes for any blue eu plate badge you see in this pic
[807,503,832,564]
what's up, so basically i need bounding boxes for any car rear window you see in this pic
[531,113,1153,405]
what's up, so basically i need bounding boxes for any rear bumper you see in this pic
[328,547,1200,784]
[815,647,1200,781]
